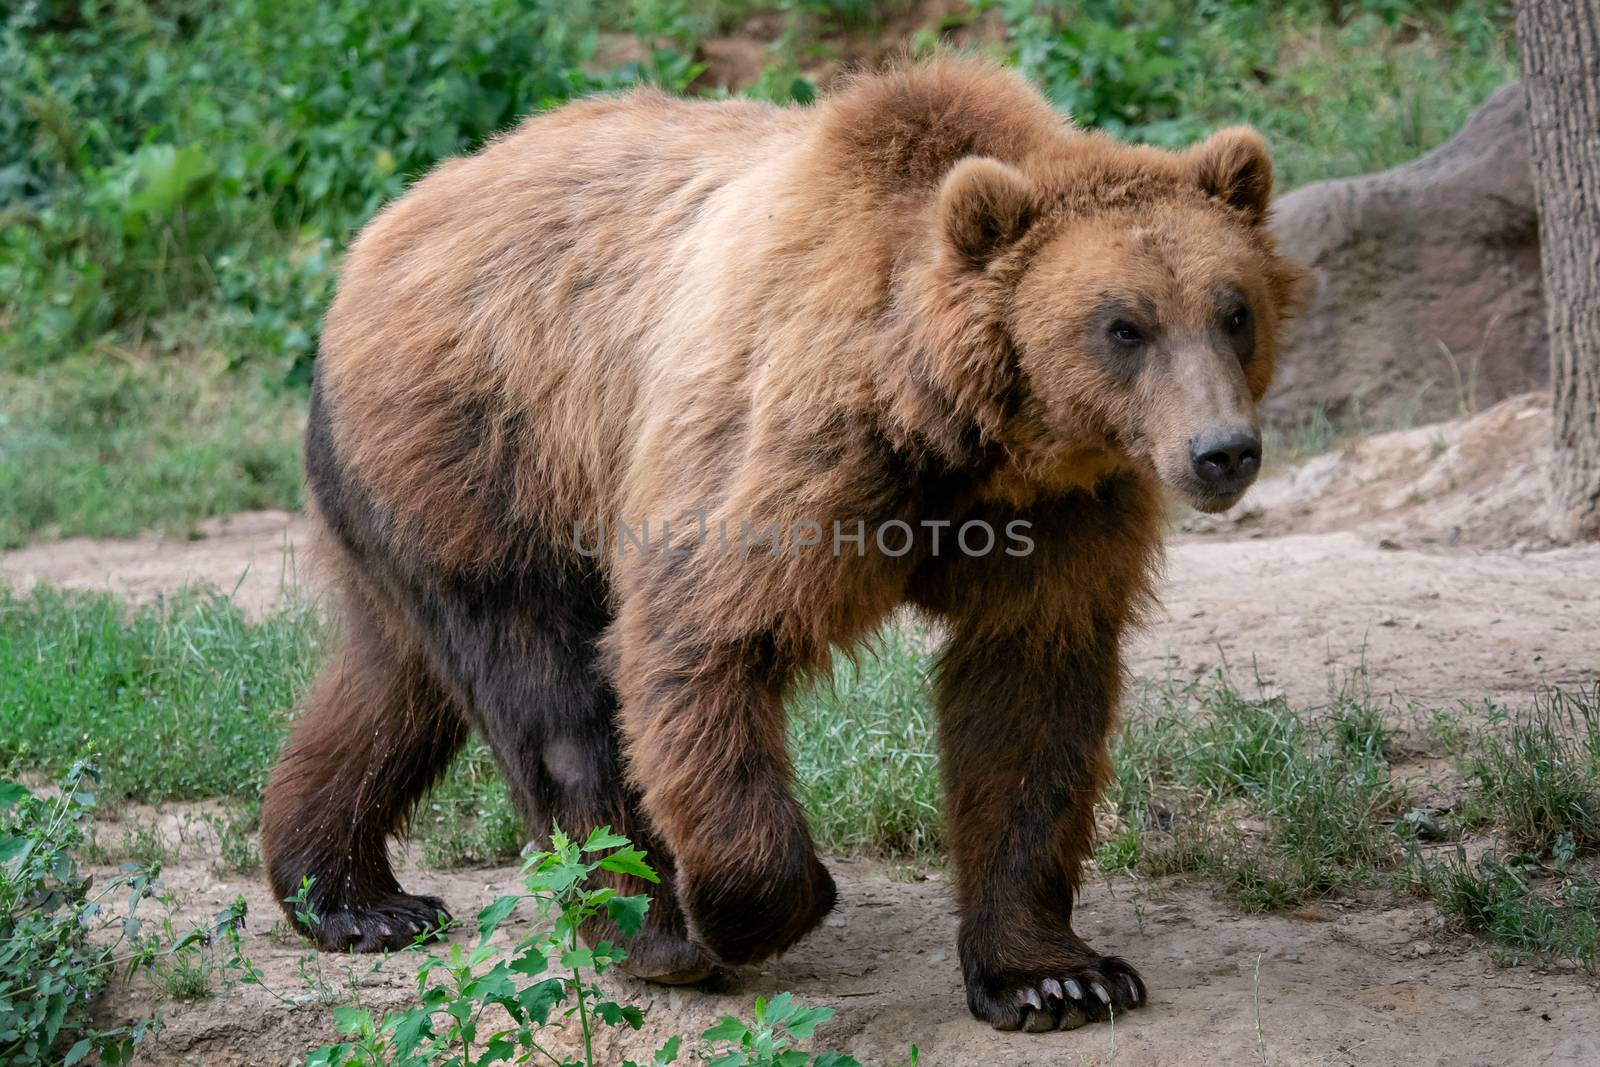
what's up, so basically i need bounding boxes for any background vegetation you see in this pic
[1,0,1514,546]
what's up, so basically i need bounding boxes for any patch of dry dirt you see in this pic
[0,510,315,618]
[9,398,1600,1064]
[87,840,1600,1067]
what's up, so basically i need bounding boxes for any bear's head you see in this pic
[909,126,1307,513]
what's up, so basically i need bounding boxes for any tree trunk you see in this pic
[1516,1,1600,540]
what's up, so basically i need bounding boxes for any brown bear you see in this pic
[259,56,1304,1032]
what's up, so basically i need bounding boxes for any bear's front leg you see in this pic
[609,598,836,966]
[937,618,1147,1032]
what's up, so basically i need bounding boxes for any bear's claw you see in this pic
[309,892,452,953]
[971,955,1146,1032]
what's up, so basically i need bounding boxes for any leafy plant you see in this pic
[302,825,905,1067]
[0,761,244,1065]
[306,825,668,1067]
[702,991,901,1067]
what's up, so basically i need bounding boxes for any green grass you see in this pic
[790,625,943,861]
[0,359,304,548]
[0,585,323,800]
[1105,673,1408,909]
[1404,684,1600,969]
[1458,685,1600,856]
[1414,849,1600,970]
[413,743,526,868]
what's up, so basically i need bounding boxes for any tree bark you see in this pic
[1516,0,1600,540]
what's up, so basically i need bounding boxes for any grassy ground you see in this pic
[3,585,1596,969]
[1,0,1515,546]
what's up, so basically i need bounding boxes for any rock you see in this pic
[1267,82,1544,428]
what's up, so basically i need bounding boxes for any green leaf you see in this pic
[391,1009,431,1058]
[333,1005,373,1037]
[0,835,28,865]
[124,143,217,224]
[655,1034,683,1064]
[560,947,594,970]
[63,1039,93,1066]
[605,893,651,938]
[764,991,795,1026]
[598,846,660,884]
[517,978,566,1025]
[0,782,29,808]
[702,1016,750,1044]
[582,825,631,852]
[784,1005,836,1040]
[812,1055,862,1067]
[475,894,521,945]
[509,944,550,977]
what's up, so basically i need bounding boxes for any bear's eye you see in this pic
[1225,305,1251,333]
[1108,320,1145,347]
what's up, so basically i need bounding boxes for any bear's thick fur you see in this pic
[260,57,1304,1032]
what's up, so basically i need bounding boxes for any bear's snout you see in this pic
[1187,424,1262,494]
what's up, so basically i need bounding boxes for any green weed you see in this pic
[1413,848,1600,970]
[208,802,263,876]
[0,762,247,1064]
[295,825,903,1066]
[991,0,1515,188]
[1105,674,1406,909]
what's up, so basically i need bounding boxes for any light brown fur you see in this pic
[264,55,1305,1030]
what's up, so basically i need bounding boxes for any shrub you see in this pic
[0,761,242,1064]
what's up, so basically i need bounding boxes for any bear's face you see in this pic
[935,129,1304,513]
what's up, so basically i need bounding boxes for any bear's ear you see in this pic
[1188,126,1273,223]
[938,156,1038,264]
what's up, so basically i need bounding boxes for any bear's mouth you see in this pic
[1156,458,1257,514]
[1183,485,1249,514]
[1171,474,1255,514]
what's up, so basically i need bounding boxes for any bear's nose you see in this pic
[1188,425,1262,490]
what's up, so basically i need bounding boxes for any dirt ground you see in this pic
[6,394,1600,1065]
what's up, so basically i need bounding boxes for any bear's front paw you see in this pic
[680,849,836,966]
[967,955,1146,1032]
[305,892,452,953]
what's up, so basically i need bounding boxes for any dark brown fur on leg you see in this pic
[938,623,1145,1031]
[610,600,836,967]
[259,599,466,952]
[417,569,715,984]
[289,366,713,976]
[912,478,1160,1031]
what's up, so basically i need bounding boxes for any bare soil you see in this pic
[6,396,1600,1065]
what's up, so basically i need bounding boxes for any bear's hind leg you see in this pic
[259,600,466,952]
[420,565,717,985]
